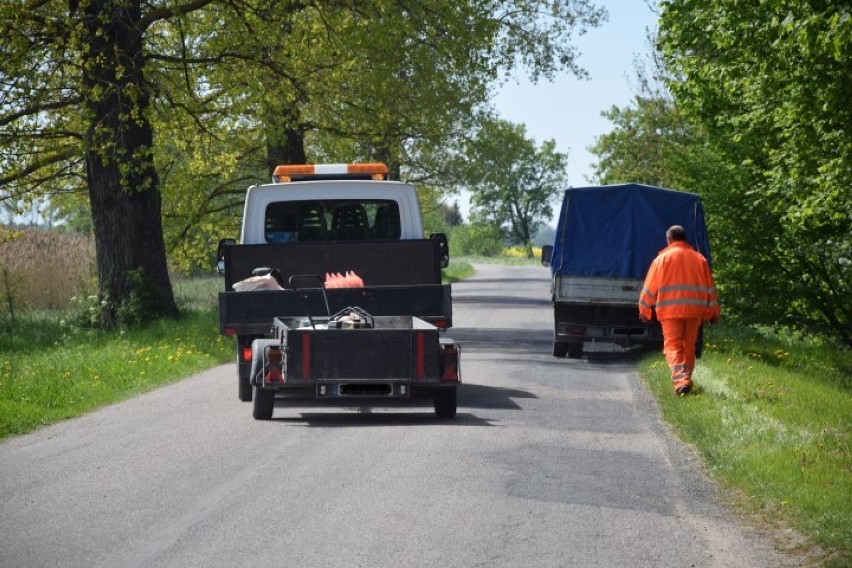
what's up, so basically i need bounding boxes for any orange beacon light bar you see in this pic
[272,163,389,183]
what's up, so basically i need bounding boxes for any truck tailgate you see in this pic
[554,276,643,305]
[218,285,452,334]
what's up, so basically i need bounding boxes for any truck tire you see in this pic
[567,341,583,359]
[434,389,457,419]
[252,387,275,420]
[239,375,253,402]
[552,341,569,358]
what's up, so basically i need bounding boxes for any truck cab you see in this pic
[218,163,446,270]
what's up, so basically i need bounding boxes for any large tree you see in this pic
[461,119,567,257]
[1,0,606,315]
[0,0,222,325]
[655,0,852,345]
[590,2,851,345]
[152,0,607,269]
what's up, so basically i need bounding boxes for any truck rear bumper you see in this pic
[553,303,662,346]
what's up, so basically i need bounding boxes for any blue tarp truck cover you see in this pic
[550,184,711,279]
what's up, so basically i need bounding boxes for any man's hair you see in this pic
[666,225,687,241]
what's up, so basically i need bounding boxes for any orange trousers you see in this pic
[660,318,703,388]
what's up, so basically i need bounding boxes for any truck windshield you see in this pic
[264,199,401,243]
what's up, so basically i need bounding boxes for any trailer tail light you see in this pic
[415,332,425,380]
[272,162,389,183]
[264,347,284,383]
[224,327,237,336]
[441,344,460,382]
[241,346,252,362]
[433,320,448,330]
[302,334,311,379]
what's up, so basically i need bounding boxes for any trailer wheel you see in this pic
[239,375,253,402]
[567,342,583,359]
[252,387,275,420]
[434,389,457,419]
[552,341,569,358]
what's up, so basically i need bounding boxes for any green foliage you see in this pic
[654,0,852,346]
[639,324,851,564]
[0,305,233,441]
[591,3,851,346]
[1,0,608,279]
[459,118,567,256]
[449,223,505,256]
[441,260,475,284]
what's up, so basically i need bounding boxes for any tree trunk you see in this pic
[265,107,307,172]
[81,0,177,326]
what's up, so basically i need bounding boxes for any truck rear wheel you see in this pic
[239,375,253,402]
[552,341,569,358]
[567,341,583,359]
[252,387,275,420]
[434,389,457,419]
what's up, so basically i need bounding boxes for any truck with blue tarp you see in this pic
[541,183,711,358]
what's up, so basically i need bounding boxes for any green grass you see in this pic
[638,324,851,566]
[442,259,475,283]
[0,277,233,441]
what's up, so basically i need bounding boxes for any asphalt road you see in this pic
[0,264,791,567]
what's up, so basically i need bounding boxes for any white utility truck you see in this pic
[217,163,460,420]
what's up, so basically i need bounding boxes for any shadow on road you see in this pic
[451,296,552,307]
[266,382,536,427]
[271,410,496,428]
[447,327,552,353]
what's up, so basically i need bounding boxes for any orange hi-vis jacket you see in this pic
[638,241,720,322]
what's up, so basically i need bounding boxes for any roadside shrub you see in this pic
[449,223,504,256]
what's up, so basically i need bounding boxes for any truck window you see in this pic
[264,199,401,243]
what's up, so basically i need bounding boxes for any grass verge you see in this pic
[638,324,851,567]
[0,281,233,441]
[442,259,475,283]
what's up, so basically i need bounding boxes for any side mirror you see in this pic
[216,238,236,274]
[430,233,450,269]
[540,245,553,267]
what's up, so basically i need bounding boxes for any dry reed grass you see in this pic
[0,226,95,311]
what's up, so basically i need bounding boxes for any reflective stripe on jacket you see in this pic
[638,241,720,321]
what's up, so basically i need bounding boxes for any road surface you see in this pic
[0,264,790,567]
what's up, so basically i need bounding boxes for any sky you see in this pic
[492,0,658,188]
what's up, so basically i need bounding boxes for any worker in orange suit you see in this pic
[638,225,720,396]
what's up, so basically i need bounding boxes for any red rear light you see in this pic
[264,347,284,383]
[416,332,425,380]
[567,325,586,336]
[224,327,237,336]
[441,344,460,382]
[241,347,252,362]
[433,320,448,329]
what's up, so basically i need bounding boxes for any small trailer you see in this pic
[246,277,460,420]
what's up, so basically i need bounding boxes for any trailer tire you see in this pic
[434,389,457,419]
[567,341,583,359]
[552,341,569,358]
[239,375,253,402]
[252,387,275,420]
